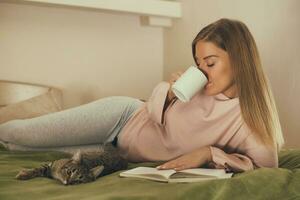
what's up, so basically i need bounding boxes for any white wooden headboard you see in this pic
[14,0,182,27]
[0,80,51,107]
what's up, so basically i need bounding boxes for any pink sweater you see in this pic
[118,82,278,172]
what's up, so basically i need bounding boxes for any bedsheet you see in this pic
[0,146,299,200]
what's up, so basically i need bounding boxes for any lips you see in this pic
[205,82,212,88]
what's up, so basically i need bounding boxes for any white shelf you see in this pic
[22,0,182,27]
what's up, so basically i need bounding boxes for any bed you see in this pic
[0,145,299,200]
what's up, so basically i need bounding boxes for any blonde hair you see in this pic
[192,18,284,151]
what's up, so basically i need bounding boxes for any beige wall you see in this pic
[164,0,300,148]
[1,1,299,148]
[0,2,163,108]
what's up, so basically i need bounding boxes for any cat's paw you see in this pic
[15,169,34,180]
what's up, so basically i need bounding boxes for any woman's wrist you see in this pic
[167,85,176,101]
[164,89,174,112]
[167,91,174,102]
[198,146,212,163]
[206,146,212,162]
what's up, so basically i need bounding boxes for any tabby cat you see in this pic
[15,143,128,185]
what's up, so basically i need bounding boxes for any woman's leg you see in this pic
[0,142,105,154]
[0,96,143,149]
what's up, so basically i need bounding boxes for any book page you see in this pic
[120,167,176,179]
[119,167,233,183]
[168,173,233,183]
[176,168,227,177]
[170,173,215,179]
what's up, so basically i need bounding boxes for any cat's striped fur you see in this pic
[16,143,128,185]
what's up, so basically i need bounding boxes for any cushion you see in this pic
[0,87,63,124]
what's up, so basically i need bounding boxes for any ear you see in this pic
[71,151,82,164]
[90,165,104,178]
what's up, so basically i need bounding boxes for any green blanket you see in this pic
[0,146,299,200]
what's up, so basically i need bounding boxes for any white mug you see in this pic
[171,66,208,102]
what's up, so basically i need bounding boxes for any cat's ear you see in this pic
[90,165,104,179]
[71,151,82,164]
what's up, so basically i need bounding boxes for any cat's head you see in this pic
[51,151,104,185]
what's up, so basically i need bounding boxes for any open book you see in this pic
[119,167,233,183]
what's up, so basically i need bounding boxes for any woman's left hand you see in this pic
[156,146,212,171]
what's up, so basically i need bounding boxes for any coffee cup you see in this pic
[171,66,208,102]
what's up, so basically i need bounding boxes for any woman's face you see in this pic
[195,40,238,98]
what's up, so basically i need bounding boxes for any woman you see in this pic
[0,18,284,173]
[156,18,284,172]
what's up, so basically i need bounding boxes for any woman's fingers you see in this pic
[167,70,185,101]
[156,162,172,169]
[157,163,186,171]
[170,71,184,84]
[173,71,183,78]
[174,165,187,171]
[157,159,184,170]
[176,71,183,76]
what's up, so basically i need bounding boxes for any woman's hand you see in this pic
[167,71,184,101]
[156,146,212,171]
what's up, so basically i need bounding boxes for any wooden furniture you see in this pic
[0,80,60,107]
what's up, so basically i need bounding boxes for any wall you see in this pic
[0,2,163,108]
[1,1,299,148]
[163,0,300,148]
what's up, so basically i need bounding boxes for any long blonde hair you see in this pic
[192,18,284,151]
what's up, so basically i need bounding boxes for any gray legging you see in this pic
[0,96,144,153]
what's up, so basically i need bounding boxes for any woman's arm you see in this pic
[146,82,171,125]
[147,71,183,125]
[162,85,177,120]
[157,134,278,172]
[208,134,278,172]
[156,146,212,171]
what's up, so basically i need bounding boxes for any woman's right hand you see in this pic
[167,71,184,101]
